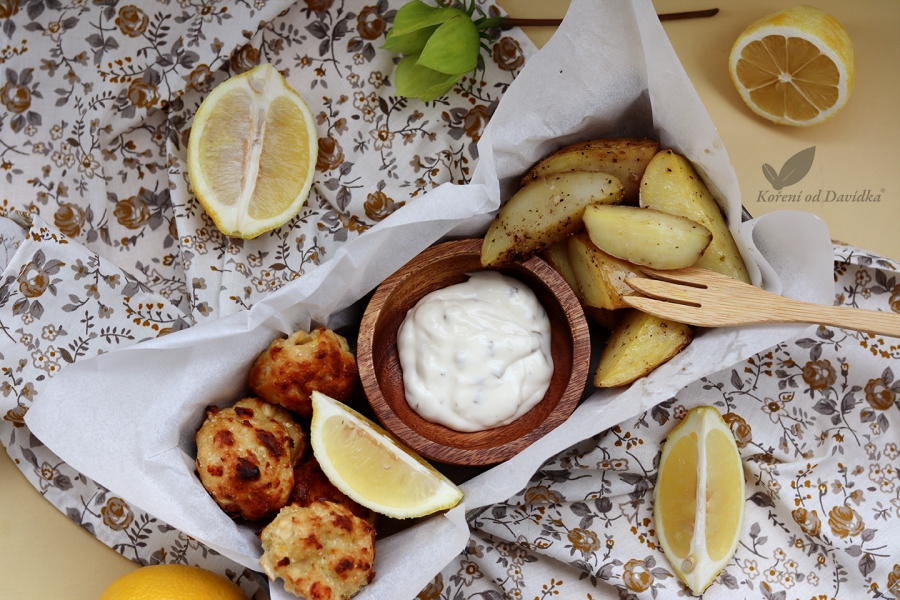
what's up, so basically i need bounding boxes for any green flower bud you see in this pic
[416,14,480,75]
[381,25,440,54]
[382,0,465,53]
[385,0,501,101]
[395,53,460,101]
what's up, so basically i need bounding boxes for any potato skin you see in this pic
[481,171,624,267]
[567,232,643,310]
[593,310,692,387]
[539,240,585,303]
[582,204,712,270]
[582,305,622,331]
[522,138,659,203]
[639,150,749,282]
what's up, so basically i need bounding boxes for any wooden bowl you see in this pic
[357,239,590,466]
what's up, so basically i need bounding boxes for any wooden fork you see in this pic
[624,267,900,337]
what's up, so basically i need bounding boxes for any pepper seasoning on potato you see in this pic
[249,328,358,418]
[483,140,750,388]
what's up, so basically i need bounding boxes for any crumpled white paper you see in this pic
[25,1,835,599]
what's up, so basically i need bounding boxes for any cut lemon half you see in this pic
[729,6,854,127]
[187,63,318,239]
[309,391,463,519]
[654,406,745,594]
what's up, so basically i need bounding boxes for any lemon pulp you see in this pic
[188,63,318,239]
[319,412,445,509]
[310,391,463,519]
[654,406,745,594]
[729,6,854,126]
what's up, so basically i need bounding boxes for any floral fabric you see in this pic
[2,2,899,600]
[1,0,530,596]
[0,0,527,321]
[429,243,900,600]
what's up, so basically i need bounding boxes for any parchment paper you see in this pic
[25,1,835,599]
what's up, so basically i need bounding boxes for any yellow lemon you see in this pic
[187,63,318,239]
[100,564,248,600]
[654,406,745,594]
[309,391,463,519]
[729,5,854,126]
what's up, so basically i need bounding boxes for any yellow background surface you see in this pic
[2,1,897,598]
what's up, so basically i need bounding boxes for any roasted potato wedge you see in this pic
[582,205,712,270]
[522,138,659,203]
[640,150,750,282]
[582,305,622,331]
[568,232,643,310]
[481,171,624,267]
[593,309,693,387]
[540,240,585,303]
[541,242,621,330]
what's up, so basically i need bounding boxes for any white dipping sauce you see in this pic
[396,270,553,432]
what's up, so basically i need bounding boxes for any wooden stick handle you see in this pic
[499,8,718,28]
[778,299,900,338]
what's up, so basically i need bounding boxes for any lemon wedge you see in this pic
[729,5,854,126]
[187,63,318,239]
[654,406,745,594]
[309,391,463,519]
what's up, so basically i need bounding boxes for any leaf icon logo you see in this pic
[762,146,815,190]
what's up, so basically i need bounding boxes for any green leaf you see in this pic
[416,15,480,75]
[388,0,465,38]
[395,53,460,101]
[382,24,438,54]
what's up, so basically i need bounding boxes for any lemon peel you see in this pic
[187,63,318,239]
[654,406,745,594]
[729,6,854,126]
[100,564,248,600]
[309,391,463,519]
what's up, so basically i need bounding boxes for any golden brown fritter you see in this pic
[248,328,358,417]
[196,398,305,521]
[260,501,376,600]
[289,456,376,524]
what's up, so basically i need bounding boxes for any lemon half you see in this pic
[187,63,318,239]
[729,5,854,127]
[309,391,463,519]
[654,406,745,594]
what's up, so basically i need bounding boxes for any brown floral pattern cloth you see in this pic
[0,0,530,596]
[2,3,899,600]
[4,220,900,600]
[429,245,900,600]
[0,0,526,321]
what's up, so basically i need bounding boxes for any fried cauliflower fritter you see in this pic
[260,501,376,600]
[289,456,376,524]
[195,398,305,521]
[248,328,358,417]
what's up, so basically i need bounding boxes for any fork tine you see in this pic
[623,296,725,327]
[627,267,900,337]
[639,266,728,287]
[624,277,702,305]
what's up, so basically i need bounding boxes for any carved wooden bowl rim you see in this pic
[357,239,591,466]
